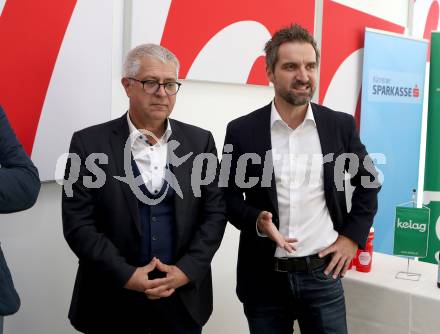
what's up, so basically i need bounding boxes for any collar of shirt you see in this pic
[270,101,316,130]
[126,112,172,148]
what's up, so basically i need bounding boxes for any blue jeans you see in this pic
[244,259,347,334]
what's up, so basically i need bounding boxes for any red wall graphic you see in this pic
[320,0,404,124]
[423,1,439,58]
[0,0,77,154]
[160,0,315,85]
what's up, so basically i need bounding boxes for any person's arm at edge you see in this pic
[0,106,40,213]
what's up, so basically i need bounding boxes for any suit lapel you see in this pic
[110,113,141,234]
[167,120,193,248]
[253,104,279,218]
[311,103,337,198]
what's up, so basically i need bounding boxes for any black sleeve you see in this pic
[0,106,40,213]
[222,122,261,235]
[61,131,135,287]
[341,116,381,248]
[176,132,227,286]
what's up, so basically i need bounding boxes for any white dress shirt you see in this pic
[270,102,338,257]
[127,113,171,194]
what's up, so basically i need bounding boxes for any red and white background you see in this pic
[131,0,314,85]
[0,0,112,181]
[130,0,409,121]
[1,0,439,181]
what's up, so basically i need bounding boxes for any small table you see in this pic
[343,252,440,334]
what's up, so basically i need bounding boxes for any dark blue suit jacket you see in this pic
[0,105,40,316]
[0,106,40,213]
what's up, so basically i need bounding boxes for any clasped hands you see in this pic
[257,210,358,278]
[124,257,189,300]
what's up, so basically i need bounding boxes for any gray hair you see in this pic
[123,43,180,78]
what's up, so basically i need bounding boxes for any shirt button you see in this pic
[152,216,157,222]
[154,166,158,170]
[152,235,159,241]
[154,190,158,194]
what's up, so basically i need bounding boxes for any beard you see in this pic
[279,80,315,106]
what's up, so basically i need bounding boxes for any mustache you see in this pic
[291,80,312,88]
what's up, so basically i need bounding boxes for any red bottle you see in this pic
[356,227,374,273]
[348,252,358,270]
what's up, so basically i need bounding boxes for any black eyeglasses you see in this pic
[128,78,182,96]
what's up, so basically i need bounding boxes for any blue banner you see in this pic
[360,29,428,254]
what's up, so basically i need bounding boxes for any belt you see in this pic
[274,254,330,273]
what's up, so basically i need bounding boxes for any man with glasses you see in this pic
[62,44,226,334]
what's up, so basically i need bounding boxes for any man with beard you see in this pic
[223,24,380,333]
